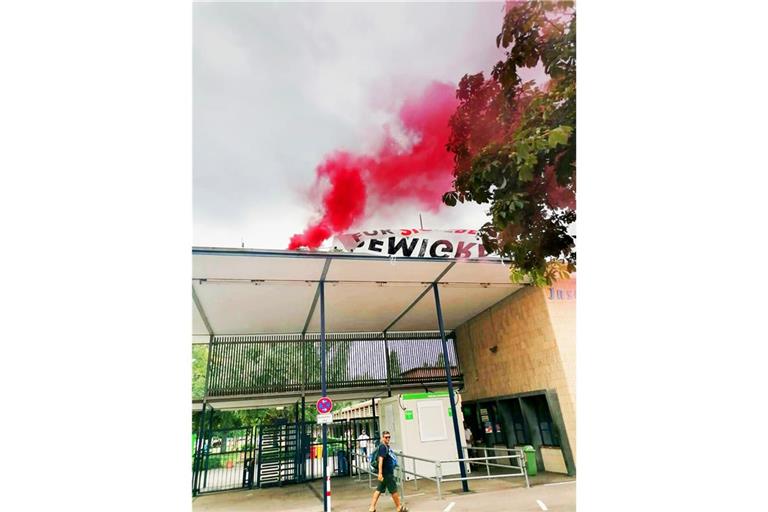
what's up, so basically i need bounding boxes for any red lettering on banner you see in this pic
[400,229,412,236]
[454,241,476,258]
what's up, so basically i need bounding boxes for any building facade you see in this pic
[455,278,576,475]
[334,398,380,421]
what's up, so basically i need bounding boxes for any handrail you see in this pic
[440,454,523,463]
[350,447,531,500]
[466,445,520,451]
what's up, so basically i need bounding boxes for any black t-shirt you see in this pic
[376,444,394,475]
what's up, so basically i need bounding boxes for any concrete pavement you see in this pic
[192,472,576,512]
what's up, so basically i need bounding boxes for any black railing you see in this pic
[206,331,461,397]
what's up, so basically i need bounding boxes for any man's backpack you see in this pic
[369,443,399,470]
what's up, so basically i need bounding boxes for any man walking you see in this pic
[368,431,407,512]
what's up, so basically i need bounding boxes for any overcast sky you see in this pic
[194,1,511,249]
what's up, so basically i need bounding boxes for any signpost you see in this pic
[320,282,329,511]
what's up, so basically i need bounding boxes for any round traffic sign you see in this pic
[316,396,333,414]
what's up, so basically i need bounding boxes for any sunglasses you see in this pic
[383,435,391,439]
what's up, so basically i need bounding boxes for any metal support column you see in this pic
[192,401,208,495]
[432,283,469,492]
[203,405,215,489]
[320,281,329,512]
[203,333,214,398]
[301,394,306,482]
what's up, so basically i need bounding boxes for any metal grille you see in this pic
[192,424,256,494]
[205,331,461,397]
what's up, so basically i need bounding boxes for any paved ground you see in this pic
[192,472,576,511]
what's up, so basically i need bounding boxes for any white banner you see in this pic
[332,229,494,259]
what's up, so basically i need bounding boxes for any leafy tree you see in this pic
[328,341,350,384]
[301,340,322,388]
[444,1,576,285]
[388,351,403,380]
[192,344,208,400]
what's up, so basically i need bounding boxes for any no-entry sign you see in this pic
[316,396,333,414]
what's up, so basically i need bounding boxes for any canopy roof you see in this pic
[192,247,525,343]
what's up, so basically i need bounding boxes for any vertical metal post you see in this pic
[301,394,306,482]
[256,424,263,488]
[383,331,392,396]
[301,333,307,393]
[203,334,214,398]
[432,283,469,492]
[320,281,328,512]
[203,407,214,489]
[436,462,442,500]
[521,447,530,488]
[192,401,207,495]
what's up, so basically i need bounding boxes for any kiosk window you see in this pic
[417,401,448,442]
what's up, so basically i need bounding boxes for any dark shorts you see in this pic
[376,473,398,494]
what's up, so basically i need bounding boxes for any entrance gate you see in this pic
[192,404,381,494]
[257,423,298,487]
[255,416,381,488]
[192,424,256,495]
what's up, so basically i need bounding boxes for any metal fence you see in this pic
[206,331,460,397]
[192,425,256,495]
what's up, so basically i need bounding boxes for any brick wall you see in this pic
[455,281,576,462]
[544,278,576,459]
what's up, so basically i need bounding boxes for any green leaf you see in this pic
[519,163,534,182]
[548,125,573,148]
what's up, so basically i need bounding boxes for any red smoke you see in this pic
[288,81,458,250]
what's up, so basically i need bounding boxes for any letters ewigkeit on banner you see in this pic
[332,229,494,259]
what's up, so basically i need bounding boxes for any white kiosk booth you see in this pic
[379,392,469,480]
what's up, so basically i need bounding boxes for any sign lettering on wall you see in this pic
[546,277,576,301]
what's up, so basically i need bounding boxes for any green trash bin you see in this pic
[522,445,537,476]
